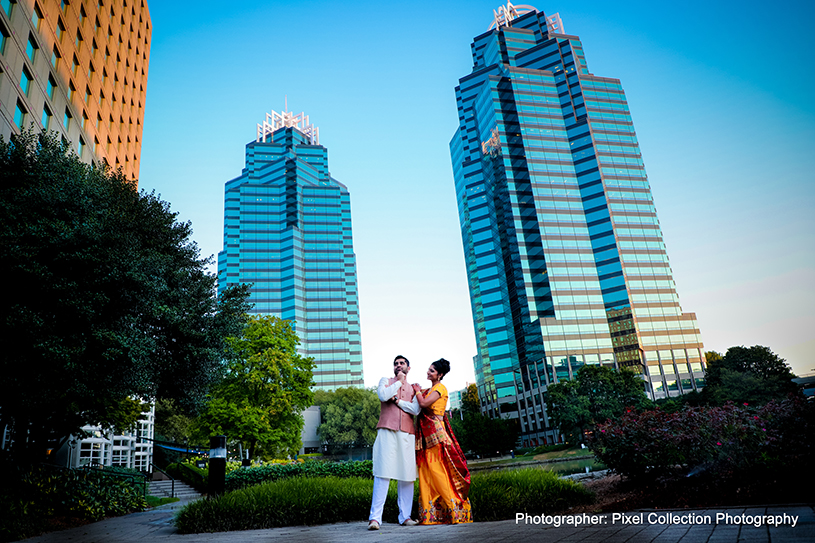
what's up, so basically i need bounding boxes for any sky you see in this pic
[138,0,815,393]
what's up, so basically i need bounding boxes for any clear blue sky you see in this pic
[139,1,815,392]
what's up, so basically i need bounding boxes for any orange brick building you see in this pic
[1,0,151,183]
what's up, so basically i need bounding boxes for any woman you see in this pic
[413,358,472,524]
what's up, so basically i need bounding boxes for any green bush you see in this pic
[469,469,594,521]
[0,465,147,542]
[167,462,208,492]
[225,460,373,491]
[176,476,397,533]
[176,468,594,533]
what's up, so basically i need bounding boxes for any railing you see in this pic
[80,464,149,496]
[149,462,175,498]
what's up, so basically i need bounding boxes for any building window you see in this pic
[19,65,33,95]
[61,0,69,13]
[14,100,27,128]
[41,104,52,130]
[31,3,43,30]
[81,111,88,129]
[78,137,84,158]
[1,0,16,19]
[72,54,79,74]
[79,5,86,25]
[57,19,66,42]
[26,35,37,63]
[67,81,75,101]
[63,108,72,130]
[51,47,60,69]
[85,85,91,102]
[47,74,56,98]
[0,22,9,56]
[75,30,83,49]
[92,39,98,57]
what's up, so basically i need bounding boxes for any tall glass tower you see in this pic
[218,109,363,390]
[451,4,705,446]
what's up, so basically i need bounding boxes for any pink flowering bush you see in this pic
[588,397,814,480]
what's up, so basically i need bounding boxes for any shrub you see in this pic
[176,468,594,533]
[589,397,815,480]
[0,465,147,542]
[176,476,396,533]
[224,460,373,491]
[469,469,594,521]
[167,462,208,492]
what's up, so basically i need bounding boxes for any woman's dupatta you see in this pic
[415,410,471,500]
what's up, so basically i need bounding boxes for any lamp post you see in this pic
[208,435,227,497]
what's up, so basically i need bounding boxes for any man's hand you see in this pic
[396,371,407,384]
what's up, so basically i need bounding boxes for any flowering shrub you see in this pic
[588,397,814,479]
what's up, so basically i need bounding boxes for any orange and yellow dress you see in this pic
[415,382,472,524]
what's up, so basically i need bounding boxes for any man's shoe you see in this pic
[401,519,418,526]
[368,520,380,530]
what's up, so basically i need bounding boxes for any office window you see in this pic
[63,108,72,130]
[14,100,27,128]
[80,5,87,25]
[41,105,52,130]
[57,19,66,42]
[27,35,38,62]
[31,3,43,30]
[75,31,83,49]
[92,39,98,57]
[47,74,56,98]
[82,111,88,130]
[85,85,91,102]
[51,47,60,68]
[72,54,79,74]
[0,21,8,56]
[1,0,15,19]
[78,137,84,158]
[87,62,94,81]
[19,65,33,95]
[61,0,69,13]
[68,81,75,101]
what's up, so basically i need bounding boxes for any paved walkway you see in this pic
[17,502,814,543]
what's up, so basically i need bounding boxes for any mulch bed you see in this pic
[571,470,813,514]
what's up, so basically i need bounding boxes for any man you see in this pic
[368,355,420,530]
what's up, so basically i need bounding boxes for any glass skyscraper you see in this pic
[450,4,705,446]
[218,110,363,390]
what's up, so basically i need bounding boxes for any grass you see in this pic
[175,469,594,533]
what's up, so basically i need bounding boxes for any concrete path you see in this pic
[17,502,814,543]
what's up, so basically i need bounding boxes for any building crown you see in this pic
[257,108,320,145]
[488,2,565,35]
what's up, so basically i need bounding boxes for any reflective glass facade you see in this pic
[218,121,363,390]
[450,9,705,446]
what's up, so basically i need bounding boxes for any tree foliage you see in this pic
[546,365,652,442]
[701,345,798,406]
[312,387,379,454]
[0,130,250,462]
[193,315,315,459]
[461,383,480,415]
[450,411,518,456]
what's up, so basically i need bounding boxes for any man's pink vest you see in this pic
[376,377,416,435]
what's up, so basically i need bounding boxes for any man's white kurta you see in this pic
[372,377,420,481]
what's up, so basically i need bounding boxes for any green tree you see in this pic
[702,345,798,406]
[313,387,379,454]
[0,130,250,463]
[546,365,652,442]
[461,383,480,415]
[193,315,315,459]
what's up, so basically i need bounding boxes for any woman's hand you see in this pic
[412,383,422,395]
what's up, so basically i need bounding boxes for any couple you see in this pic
[368,355,472,530]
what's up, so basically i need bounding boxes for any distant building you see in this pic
[218,109,364,390]
[450,4,706,446]
[0,0,151,181]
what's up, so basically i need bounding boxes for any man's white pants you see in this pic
[369,476,414,524]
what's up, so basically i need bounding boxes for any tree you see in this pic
[193,315,315,460]
[0,130,250,463]
[702,345,798,406]
[546,365,652,442]
[313,387,380,454]
[461,383,480,415]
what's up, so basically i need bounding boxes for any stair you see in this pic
[148,479,202,500]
